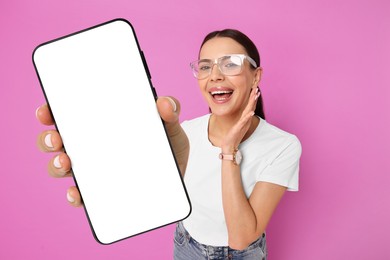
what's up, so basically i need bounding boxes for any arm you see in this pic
[222,143,301,250]
[221,164,286,250]
[220,88,298,250]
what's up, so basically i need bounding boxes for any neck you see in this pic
[212,112,238,132]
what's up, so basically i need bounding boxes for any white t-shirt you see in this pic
[181,114,302,246]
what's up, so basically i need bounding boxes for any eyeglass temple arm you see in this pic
[245,56,258,68]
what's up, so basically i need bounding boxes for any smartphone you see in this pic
[33,19,191,244]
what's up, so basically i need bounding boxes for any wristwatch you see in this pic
[219,148,242,165]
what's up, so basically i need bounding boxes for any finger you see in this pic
[37,130,63,152]
[253,87,260,110]
[48,152,72,178]
[36,104,54,125]
[156,96,180,125]
[242,88,257,116]
[156,96,189,176]
[237,110,255,130]
[156,96,183,137]
[250,87,260,111]
[67,186,83,207]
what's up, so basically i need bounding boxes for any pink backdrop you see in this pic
[1,0,389,259]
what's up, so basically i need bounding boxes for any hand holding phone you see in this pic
[36,96,189,203]
[33,19,191,244]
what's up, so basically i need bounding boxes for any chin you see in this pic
[209,105,235,117]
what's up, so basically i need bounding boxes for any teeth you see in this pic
[211,90,233,95]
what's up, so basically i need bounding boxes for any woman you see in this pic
[36,29,301,260]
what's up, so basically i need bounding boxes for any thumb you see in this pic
[156,96,189,176]
[156,96,180,125]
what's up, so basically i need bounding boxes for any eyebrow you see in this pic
[198,58,213,63]
[198,54,238,61]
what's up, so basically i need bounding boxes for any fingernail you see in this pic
[67,192,75,203]
[35,106,40,119]
[255,92,260,101]
[44,133,53,148]
[165,97,177,112]
[53,155,62,169]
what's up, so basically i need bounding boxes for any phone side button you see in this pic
[151,87,158,99]
[141,51,152,79]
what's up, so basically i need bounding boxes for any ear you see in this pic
[252,67,263,86]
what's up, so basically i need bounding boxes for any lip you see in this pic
[208,86,234,104]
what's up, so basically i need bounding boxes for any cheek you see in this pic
[230,76,252,93]
[198,80,209,97]
[198,79,206,90]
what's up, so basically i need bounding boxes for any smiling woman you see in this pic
[36,28,301,260]
[173,29,302,259]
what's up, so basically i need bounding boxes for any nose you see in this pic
[209,63,224,82]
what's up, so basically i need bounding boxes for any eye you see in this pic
[220,56,241,69]
[224,62,239,68]
[198,63,212,71]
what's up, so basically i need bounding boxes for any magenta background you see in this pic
[1,0,389,259]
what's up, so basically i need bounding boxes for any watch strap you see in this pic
[219,148,241,165]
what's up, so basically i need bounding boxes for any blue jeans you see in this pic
[173,222,267,260]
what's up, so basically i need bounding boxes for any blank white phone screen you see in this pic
[33,19,191,244]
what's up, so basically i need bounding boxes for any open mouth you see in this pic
[210,90,234,101]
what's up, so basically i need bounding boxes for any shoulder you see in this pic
[259,119,297,139]
[250,120,302,191]
[248,119,302,160]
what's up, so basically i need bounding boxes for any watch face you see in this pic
[235,150,242,165]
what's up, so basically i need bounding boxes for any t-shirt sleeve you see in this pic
[256,136,302,191]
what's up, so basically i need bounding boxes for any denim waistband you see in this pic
[177,221,266,259]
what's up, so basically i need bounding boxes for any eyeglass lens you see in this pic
[194,55,243,79]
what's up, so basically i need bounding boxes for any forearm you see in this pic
[221,161,262,250]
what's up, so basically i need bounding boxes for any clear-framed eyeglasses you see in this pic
[190,54,258,80]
